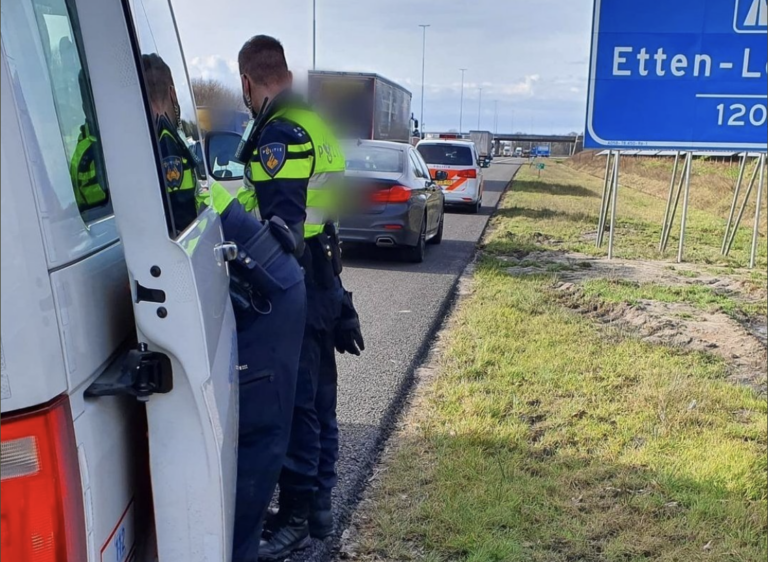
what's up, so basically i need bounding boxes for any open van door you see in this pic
[76,0,237,559]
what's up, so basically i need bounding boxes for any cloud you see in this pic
[188,55,239,84]
[175,0,594,134]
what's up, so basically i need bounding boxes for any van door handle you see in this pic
[214,241,238,264]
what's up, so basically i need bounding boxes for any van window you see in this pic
[128,0,205,237]
[1,0,113,223]
[417,144,474,167]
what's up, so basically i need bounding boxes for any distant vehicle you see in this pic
[417,139,484,213]
[514,147,523,157]
[196,106,250,135]
[341,140,445,263]
[534,145,551,157]
[308,71,413,143]
[469,130,493,167]
[503,145,512,157]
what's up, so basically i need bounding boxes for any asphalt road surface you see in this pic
[294,157,523,562]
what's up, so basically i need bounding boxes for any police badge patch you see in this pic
[162,155,183,190]
[260,143,286,177]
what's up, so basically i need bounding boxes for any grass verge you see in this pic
[353,163,768,562]
[356,261,767,562]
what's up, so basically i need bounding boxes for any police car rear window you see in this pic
[417,144,473,167]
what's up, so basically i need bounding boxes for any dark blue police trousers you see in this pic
[232,280,306,562]
[279,276,343,497]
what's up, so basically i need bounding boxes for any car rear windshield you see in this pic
[345,145,403,173]
[417,144,473,166]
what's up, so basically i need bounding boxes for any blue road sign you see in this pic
[585,0,768,151]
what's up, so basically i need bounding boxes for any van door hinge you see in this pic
[85,343,173,401]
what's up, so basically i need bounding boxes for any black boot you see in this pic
[261,489,291,541]
[308,490,333,539]
[258,491,312,561]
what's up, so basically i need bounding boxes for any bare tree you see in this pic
[191,77,244,110]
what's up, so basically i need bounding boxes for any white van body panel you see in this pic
[1,50,69,413]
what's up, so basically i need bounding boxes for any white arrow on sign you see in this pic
[744,0,767,27]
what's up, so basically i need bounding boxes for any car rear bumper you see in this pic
[340,205,421,247]
[442,184,481,206]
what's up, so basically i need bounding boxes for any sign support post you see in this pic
[596,150,613,248]
[659,152,681,251]
[677,152,694,263]
[722,153,749,254]
[607,152,621,259]
[749,154,766,268]
[724,157,761,256]
[661,153,692,253]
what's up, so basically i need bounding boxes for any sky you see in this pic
[173,0,593,134]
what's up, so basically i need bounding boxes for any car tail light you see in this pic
[457,169,477,179]
[370,185,412,204]
[1,395,87,562]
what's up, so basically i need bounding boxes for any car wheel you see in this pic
[428,209,444,245]
[404,216,427,263]
[469,198,481,214]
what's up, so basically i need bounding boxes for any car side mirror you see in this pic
[205,131,245,181]
[435,170,449,181]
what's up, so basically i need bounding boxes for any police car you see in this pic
[416,139,485,213]
[1,0,238,560]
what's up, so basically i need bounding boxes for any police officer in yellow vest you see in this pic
[70,123,109,210]
[141,51,308,562]
[234,36,364,561]
[141,53,199,234]
[70,70,108,212]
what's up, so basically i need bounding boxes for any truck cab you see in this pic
[1,1,238,560]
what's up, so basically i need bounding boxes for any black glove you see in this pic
[334,290,365,355]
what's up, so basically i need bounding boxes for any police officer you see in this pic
[233,36,364,560]
[141,51,307,562]
[141,53,199,234]
[70,71,108,211]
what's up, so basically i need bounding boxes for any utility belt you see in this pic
[300,222,343,289]
[229,216,302,320]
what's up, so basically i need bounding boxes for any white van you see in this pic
[416,139,484,213]
[1,1,238,561]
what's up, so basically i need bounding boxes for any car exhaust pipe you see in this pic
[376,237,396,247]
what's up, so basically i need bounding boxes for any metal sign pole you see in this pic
[659,152,681,251]
[749,154,766,269]
[607,152,621,259]
[596,150,613,247]
[677,151,693,263]
[661,155,688,253]
[725,158,761,256]
[722,152,749,254]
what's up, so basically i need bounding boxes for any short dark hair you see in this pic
[142,53,174,104]
[238,35,289,85]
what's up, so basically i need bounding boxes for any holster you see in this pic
[304,226,342,289]
[324,222,343,276]
[231,221,302,298]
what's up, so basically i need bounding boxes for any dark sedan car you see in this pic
[340,140,446,263]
